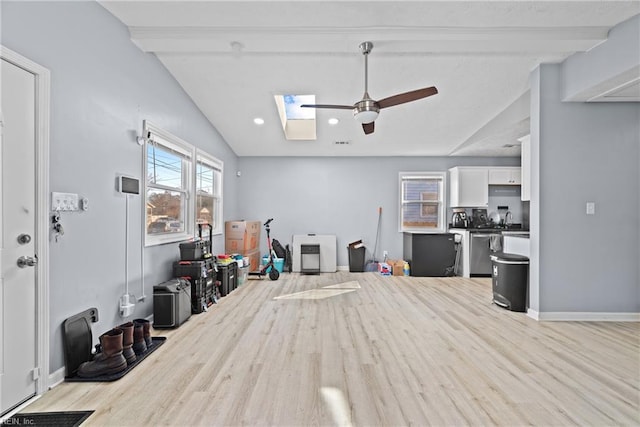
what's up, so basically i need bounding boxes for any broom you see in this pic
[365,207,382,272]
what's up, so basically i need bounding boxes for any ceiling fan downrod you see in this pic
[359,41,373,99]
[354,41,379,125]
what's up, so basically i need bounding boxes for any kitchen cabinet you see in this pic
[449,167,488,207]
[519,135,531,201]
[488,167,521,185]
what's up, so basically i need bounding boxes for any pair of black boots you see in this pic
[77,319,153,378]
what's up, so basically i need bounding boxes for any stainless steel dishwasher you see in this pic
[470,232,502,276]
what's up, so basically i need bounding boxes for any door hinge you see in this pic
[32,367,40,381]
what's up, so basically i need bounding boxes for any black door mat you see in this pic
[8,410,93,426]
[65,337,165,382]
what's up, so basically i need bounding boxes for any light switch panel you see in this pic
[52,192,79,211]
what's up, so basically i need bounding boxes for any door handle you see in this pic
[17,233,32,244]
[17,255,38,268]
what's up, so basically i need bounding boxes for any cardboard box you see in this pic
[243,249,261,272]
[225,220,261,253]
[388,259,406,276]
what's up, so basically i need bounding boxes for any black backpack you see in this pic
[271,239,287,260]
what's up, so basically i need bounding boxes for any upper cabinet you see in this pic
[519,135,531,201]
[488,167,521,185]
[449,167,489,207]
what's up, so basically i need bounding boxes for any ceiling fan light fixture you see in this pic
[353,109,379,124]
[353,97,379,124]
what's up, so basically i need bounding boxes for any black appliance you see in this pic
[153,278,192,328]
[470,232,503,276]
[403,233,457,277]
[301,244,321,274]
[451,210,469,228]
[471,208,488,228]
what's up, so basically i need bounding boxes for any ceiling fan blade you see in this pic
[300,104,353,110]
[362,122,375,135]
[377,86,438,109]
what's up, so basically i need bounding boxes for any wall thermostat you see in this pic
[116,175,140,195]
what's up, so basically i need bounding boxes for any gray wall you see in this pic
[2,1,239,373]
[530,63,640,313]
[236,156,520,266]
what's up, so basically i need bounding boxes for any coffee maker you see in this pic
[451,209,469,228]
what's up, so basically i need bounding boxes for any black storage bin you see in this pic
[347,241,366,272]
[153,278,192,328]
[187,277,212,314]
[217,262,237,297]
[490,252,529,312]
[173,259,216,280]
[179,240,210,260]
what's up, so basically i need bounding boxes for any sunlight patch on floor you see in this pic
[274,281,361,300]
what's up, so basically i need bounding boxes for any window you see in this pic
[399,172,446,233]
[195,151,223,233]
[144,121,223,246]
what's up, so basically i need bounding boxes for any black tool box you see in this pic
[173,258,216,279]
[153,278,192,328]
[179,240,209,261]
[179,223,214,260]
[187,276,215,314]
[217,262,238,297]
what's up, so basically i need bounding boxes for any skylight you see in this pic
[274,94,316,140]
[284,95,315,120]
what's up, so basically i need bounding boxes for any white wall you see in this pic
[2,1,239,373]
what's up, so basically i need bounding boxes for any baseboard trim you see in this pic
[48,366,66,389]
[530,311,639,322]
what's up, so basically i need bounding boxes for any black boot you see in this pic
[132,322,147,355]
[134,318,153,348]
[78,328,127,377]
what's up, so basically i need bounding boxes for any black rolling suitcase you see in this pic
[179,223,215,261]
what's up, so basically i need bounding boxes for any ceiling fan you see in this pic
[300,41,438,135]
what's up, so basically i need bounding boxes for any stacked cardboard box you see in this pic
[225,220,261,272]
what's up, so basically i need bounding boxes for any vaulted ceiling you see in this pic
[100,1,639,157]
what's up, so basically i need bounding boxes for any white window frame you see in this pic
[195,149,224,235]
[399,171,447,233]
[143,121,224,246]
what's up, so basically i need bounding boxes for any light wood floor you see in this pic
[24,272,639,426]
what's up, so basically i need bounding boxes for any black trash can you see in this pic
[348,241,366,272]
[490,252,529,312]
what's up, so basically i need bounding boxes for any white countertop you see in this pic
[503,235,530,257]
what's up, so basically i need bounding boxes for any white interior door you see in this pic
[1,57,38,415]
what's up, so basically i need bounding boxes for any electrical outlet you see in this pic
[586,202,595,215]
[383,250,388,258]
[51,192,79,211]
